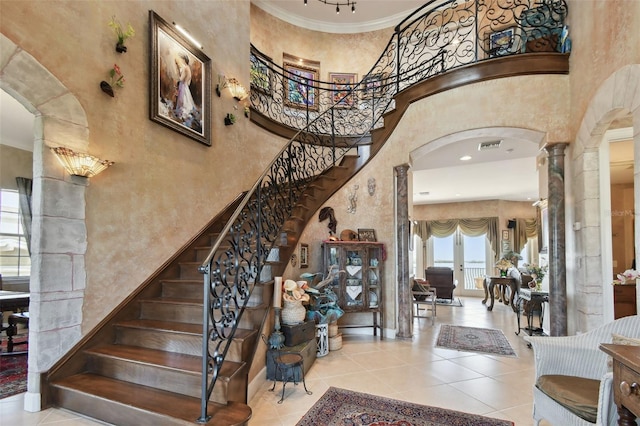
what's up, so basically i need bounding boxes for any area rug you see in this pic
[0,352,28,399]
[436,297,463,307]
[436,325,516,357]
[296,387,514,426]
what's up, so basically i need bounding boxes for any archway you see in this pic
[571,64,640,332]
[1,33,89,411]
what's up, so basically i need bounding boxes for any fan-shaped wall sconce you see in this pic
[216,75,248,101]
[51,147,114,178]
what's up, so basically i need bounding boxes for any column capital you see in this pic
[543,142,568,155]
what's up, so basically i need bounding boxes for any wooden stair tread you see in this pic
[115,319,256,341]
[52,373,251,425]
[85,344,244,377]
[141,297,202,305]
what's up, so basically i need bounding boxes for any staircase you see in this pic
[43,157,359,425]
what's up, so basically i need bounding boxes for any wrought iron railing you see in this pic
[198,0,567,420]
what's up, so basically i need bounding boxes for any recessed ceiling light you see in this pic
[460,155,472,161]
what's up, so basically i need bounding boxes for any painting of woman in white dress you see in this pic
[150,11,211,145]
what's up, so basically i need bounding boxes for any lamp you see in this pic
[51,147,114,178]
[216,75,248,101]
[305,0,356,14]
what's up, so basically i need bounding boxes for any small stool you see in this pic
[269,352,312,403]
[7,311,29,353]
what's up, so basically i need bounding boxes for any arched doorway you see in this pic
[571,64,640,332]
[1,33,89,411]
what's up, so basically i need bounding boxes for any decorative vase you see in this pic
[500,269,507,278]
[115,42,127,53]
[100,81,114,97]
[281,299,306,325]
[535,280,542,291]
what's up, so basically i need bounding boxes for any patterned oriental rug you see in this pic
[0,351,27,399]
[436,325,516,357]
[296,387,514,426]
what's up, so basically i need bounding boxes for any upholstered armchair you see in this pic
[525,315,640,425]
[425,267,456,301]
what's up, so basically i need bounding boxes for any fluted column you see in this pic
[395,164,412,338]
[546,143,568,336]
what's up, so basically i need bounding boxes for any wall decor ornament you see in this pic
[347,184,358,214]
[149,11,211,146]
[367,177,376,196]
[109,15,135,53]
[100,64,125,97]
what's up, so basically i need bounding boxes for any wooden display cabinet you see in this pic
[322,241,384,338]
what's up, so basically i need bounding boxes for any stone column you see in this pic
[395,164,412,338]
[546,143,568,336]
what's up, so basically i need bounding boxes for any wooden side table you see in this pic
[599,344,640,425]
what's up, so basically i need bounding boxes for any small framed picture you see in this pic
[487,27,516,57]
[328,72,357,108]
[358,229,377,242]
[502,230,510,240]
[283,61,319,111]
[361,73,386,99]
[299,243,309,268]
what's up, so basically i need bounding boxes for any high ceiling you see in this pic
[2,2,633,205]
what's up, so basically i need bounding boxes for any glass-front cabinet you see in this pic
[322,241,384,337]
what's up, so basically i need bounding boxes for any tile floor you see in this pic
[0,296,551,425]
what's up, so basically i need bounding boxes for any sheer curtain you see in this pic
[16,177,33,255]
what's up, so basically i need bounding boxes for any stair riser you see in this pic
[141,302,202,323]
[162,282,202,299]
[179,264,202,280]
[85,354,243,404]
[114,327,246,363]
[115,327,202,356]
[51,386,197,426]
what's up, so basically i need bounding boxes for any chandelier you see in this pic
[304,0,356,14]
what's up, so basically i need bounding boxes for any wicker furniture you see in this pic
[526,316,640,425]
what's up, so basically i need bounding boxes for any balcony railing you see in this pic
[249,0,568,136]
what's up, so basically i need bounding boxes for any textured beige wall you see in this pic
[567,0,640,137]
[250,4,392,80]
[0,0,286,331]
[0,145,32,189]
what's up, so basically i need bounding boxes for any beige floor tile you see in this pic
[2,296,545,426]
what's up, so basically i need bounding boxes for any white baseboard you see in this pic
[23,392,41,412]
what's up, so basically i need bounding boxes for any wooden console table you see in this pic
[600,344,640,425]
[516,289,548,337]
[482,276,517,312]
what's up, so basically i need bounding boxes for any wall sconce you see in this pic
[51,147,114,178]
[216,75,248,100]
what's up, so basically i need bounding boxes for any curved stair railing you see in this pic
[197,0,568,421]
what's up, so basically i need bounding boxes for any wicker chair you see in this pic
[525,315,640,425]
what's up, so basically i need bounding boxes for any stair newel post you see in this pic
[197,263,212,423]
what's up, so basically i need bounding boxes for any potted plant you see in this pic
[224,113,236,125]
[108,15,135,53]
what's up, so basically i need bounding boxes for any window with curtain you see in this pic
[0,189,31,277]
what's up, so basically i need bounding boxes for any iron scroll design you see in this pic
[198,0,567,421]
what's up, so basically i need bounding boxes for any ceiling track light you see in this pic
[305,0,356,14]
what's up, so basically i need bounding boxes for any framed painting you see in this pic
[361,73,386,99]
[250,50,272,95]
[502,230,509,240]
[149,11,211,146]
[358,229,377,242]
[329,72,357,108]
[487,26,516,57]
[299,243,309,268]
[283,61,319,111]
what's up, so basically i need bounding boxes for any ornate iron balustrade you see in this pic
[250,0,567,135]
[198,0,567,421]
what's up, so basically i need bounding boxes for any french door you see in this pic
[428,228,490,296]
